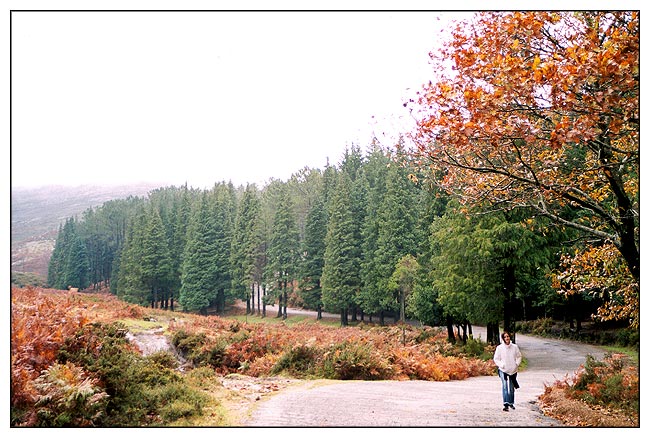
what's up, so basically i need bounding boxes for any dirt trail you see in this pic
[242,327,607,427]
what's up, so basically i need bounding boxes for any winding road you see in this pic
[242,327,607,427]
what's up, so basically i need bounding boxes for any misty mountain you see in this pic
[11,183,162,280]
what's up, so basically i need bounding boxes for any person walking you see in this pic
[493,331,522,411]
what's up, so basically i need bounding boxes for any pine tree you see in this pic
[299,194,327,317]
[116,209,148,304]
[179,192,218,314]
[209,182,237,312]
[267,184,300,319]
[358,145,390,320]
[321,172,361,326]
[47,223,65,289]
[140,206,174,308]
[373,157,420,321]
[62,232,90,290]
[231,184,262,314]
[47,218,90,290]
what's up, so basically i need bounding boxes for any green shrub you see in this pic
[148,350,180,369]
[320,341,393,380]
[147,382,210,422]
[172,330,207,357]
[271,344,320,376]
[55,322,209,426]
[461,336,486,358]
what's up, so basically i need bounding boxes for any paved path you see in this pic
[243,328,606,427]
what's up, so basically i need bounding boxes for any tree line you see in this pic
[48,142,603,344]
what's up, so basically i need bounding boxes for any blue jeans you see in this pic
[498,370,515,405]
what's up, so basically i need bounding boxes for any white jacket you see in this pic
[493,341,522,375]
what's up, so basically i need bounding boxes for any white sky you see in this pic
[10,8,475,190]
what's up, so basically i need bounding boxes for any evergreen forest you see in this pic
[47,142,626,344]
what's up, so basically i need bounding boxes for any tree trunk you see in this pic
[487,322,500,345]
[262,284,267,318]
[282,280,288,320]
[502,263,516,335]
[446,316,455,343]
[250,283,255,315]
[399,289,406,322]
[276,281,283,318]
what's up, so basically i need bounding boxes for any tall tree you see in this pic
[179,192,218,314]
[139,206,174,308]
[231,184,263,314]
[116,208,148,304]
[299,194,327,318]
[358,145,390,320]
[321,172,361,326]
[267,183,300,319]
[409,12,639,322]
[208,182,238,312]
[373,152,420,321]
[48,218,90,291]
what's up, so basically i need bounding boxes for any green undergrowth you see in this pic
[26,322,223,427]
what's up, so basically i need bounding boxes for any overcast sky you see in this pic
[10,10,474,189]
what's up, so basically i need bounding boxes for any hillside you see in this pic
[11,183,163,280]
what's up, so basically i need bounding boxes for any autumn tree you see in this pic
[409,11,639,325]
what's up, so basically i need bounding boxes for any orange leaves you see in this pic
[410,11,638,213]
[11,287,92,408]
[553,244,638,327]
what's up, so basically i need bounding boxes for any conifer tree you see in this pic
[267,184,300,319]
[116,209,148,304]
[373,156,420,321]
[140,206,174,308]
[321,172,361,326]
[299,194,327,318]
[208,182,237,312]
[47,218,90,290]
[358,145,390,320]
[179,192,218,314]
[231,184,262,313]
[47,223,65,289]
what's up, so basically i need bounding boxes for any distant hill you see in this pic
[11,183,163,281]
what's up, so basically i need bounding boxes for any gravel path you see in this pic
[242,328,607,427]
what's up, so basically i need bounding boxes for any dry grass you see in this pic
[539,385,638,427]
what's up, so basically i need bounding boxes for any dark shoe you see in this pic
[503,405,509,412]
[509,404,515,410]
